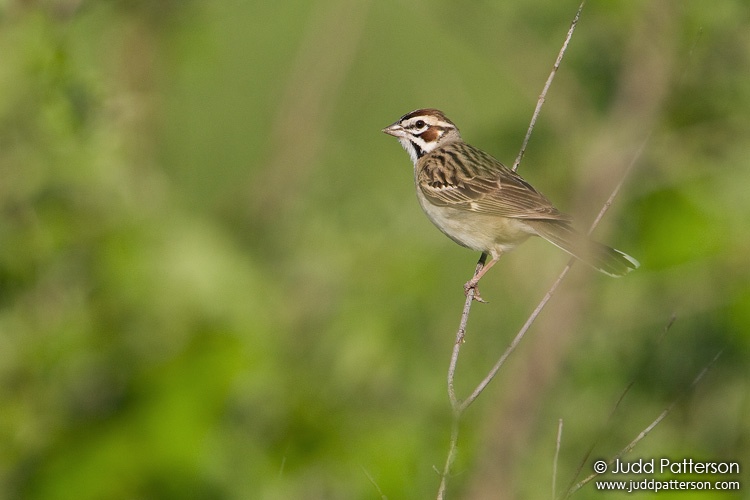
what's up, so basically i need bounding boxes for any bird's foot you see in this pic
[463,280,488,303]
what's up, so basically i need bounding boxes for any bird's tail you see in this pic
[526,220,639,277]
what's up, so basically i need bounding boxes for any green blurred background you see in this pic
[1,0,748,498]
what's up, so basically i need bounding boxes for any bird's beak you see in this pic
[382,122,405,137]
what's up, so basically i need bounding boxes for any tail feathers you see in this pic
[526,220,639,277]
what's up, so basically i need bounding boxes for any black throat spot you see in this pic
[410,140,425,159]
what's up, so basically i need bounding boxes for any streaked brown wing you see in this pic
[417,142,571,221]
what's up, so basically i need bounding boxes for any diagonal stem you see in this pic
[513,0,586,172]
[565,349,724,497]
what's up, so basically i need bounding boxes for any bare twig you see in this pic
[461,126,646,408]
[361,465,388,500]
[448,253,487,408]
[438,133,647,498]
[565,349,724,497]
[455,0,600,419]
[513,0,586,172]
[437,5,589,497]
[564,313,677,495]
[452,1,596,410]
[440,254,486,499]
[616,349,723,459]
[466,130,648,411]
[461,262,572,411]
[586,132,650,236]
[553,419,564,500]
[564,378,637,494]
[436,417,461,500]
[438,111,649,499]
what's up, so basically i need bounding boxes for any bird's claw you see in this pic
[463,281,488,303]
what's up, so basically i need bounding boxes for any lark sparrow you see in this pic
[382,108,639,299]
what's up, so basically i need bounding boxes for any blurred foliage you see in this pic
[0,0,748,498]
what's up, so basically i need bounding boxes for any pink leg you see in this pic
[464,253,501,302]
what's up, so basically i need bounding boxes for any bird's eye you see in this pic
[414,120,426,129]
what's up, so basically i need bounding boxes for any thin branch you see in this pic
[513,0,586,172]
[438,114,649,498]
[459,92,655,414]
[553,418,564,500]
[615,348,723,458]
[464,132,651,410]
[564,378,636,495]
[361,465,388,500]
[460,262,572,412]
[437,5,588,496]
[436,417,461,500]
[442,254,486,499]
[586,132,650,236]
[658,312,677,342]
[463,10,648,419]
[456,2,597,410]
[565,349,724,497]
[564,313,677,495]
[463,123,646,407]
[448,253,487,408]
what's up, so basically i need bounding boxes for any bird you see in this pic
[382,108,639,301]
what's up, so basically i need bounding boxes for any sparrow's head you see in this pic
[382,109,461,165]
